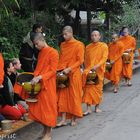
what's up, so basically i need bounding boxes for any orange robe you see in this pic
[119,35,136,79]
[82,42,108,105]
[105,41,124,85]
[57,38,85,118]
[14,46,59,127]
[0,53,4,85]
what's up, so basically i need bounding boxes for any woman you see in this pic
[0,60,26,120]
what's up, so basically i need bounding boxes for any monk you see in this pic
[15,33,59,140]
[0,52,4,88]
[119,27,136,86]
[82,30,108,115]
[57,26,84,127]
[105,33,124,93]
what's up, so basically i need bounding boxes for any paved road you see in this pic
[15,69,140,140]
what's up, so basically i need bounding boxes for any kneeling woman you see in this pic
[0,60,26,120]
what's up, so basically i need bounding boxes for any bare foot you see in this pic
[124,78,128,85]
[56,121,67,127]
[113,88,118,93]
[87,81,95,85]
[42,135,51,140]
[95,108,102,113]
[127,81,132,86]
[58,84,66,88]
[83,111,92,116]
[37,134,44,139]
[38,127,47,139]
[71,121,77,126]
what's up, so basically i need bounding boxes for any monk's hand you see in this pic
[110,60,115,65]
[31,75,42,85]
[63,67,72,74]
[93,64,100,71]
[0,85,3,88]
[126,49,132,53]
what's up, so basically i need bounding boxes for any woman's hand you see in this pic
[31,75,42,85]
[126,49,132,53]
[13,104,19,110]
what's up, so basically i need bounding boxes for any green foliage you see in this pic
[0,0,34,59]
[111,0,140,31]
[0,37,17,59]
[0,15,33,59]
[1,0,140,60]
[0,0,20,19]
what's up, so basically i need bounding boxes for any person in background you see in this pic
[119,27,126,37]
[19,23,43,72]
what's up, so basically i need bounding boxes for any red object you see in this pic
[0,104,26,120]
[138,48,140,60]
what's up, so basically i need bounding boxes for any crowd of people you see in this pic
[0,24,136,140]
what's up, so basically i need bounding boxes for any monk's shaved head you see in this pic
[32,33,46,50]
[91,30,101,43]
[112,33,119,42]
[63,26,73,33]
[91,30,100,35]
[62,26,74,41]
[32,33,45,42]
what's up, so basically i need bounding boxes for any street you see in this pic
[15,69,140,140]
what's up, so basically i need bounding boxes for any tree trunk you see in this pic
[30,0,36,22]
[87,9,91,41]
[74,9,80,36]
[105,11,110,31]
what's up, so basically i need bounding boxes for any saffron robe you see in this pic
[119,35,136,79]
[105,41,124,85]
[14,46,59,127]
[57,38,85,118]
[82,42,108,105]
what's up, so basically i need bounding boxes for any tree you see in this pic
[110,0,140,33]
